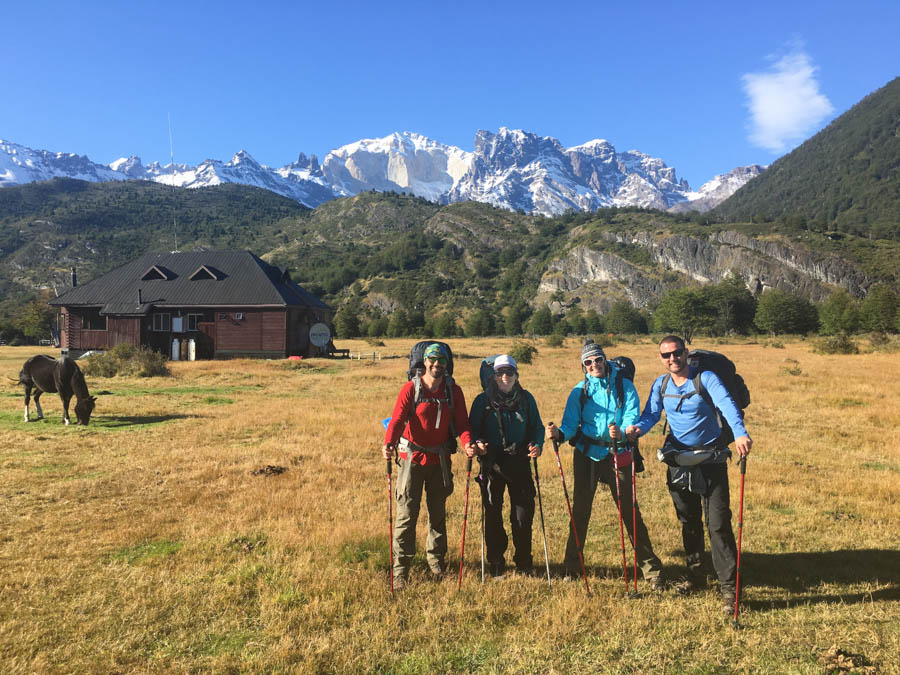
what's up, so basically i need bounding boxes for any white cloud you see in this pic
[742,47,834,153]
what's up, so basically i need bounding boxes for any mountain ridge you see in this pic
[0,130,759,216]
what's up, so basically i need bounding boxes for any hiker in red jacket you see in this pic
[383,343,474,588]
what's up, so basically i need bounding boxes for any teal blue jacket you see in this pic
[557,362,640,461]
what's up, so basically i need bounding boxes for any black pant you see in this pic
[667,462,737,593]
[479,456,535,570]
[565,449,662,579]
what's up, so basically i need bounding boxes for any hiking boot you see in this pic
[648,576,666,593]
[562,568,580,581]
[489,562,506,578]
[674,575,706,595]
[428,560,448,578]
[721,592,736,616]
[393,572,408,591]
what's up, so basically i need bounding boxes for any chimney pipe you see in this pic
[71,267,77,288]
[138,288,143,305]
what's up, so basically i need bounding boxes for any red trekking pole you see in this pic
[551,434,591,596]
[630,440,639,596]
[387,449,395,595]
[733,454,748,627]
[610,433,630,594]
[457,456,474,591]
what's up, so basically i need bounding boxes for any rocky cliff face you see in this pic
[535,230,869,311]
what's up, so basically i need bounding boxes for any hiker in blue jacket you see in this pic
[546,340,664,588]
[468,354,543,576]
[625,335,752,615]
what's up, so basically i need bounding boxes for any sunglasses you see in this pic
[582,357,605,367]
[660,348,685,360]
[494,368,517,377]
[425,356,448,365]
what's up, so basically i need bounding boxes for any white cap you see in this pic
[493,354,517,371]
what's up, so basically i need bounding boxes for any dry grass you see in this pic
[1,339,898,673]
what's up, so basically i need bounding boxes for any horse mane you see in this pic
[70,365,91,399]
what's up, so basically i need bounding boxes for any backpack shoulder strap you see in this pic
[614,368,625,410]
[693,371,714,409]
[660,374,671,396]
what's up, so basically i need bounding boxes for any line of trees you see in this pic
[334,278,898,340]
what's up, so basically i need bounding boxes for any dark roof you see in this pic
[50,250,329,314]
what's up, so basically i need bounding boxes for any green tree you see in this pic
[366,315,389,337]
[583,309,603,334]
[605,300,647,334]
[387,309,411,337]
[704,275,758,335]
[333,302,361,338]
[13,298,55,339]
[754,289,819,335]
[504,303,529,336]
[818,289,861,334]
[465,309,494,337]
[428,312,457,338]
[651,288,714,344]
[565,307,587,335]
[529,305,553,335]
[860,284,898,333]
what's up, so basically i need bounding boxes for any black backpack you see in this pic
[660,349,750,446]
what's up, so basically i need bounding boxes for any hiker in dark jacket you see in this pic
[546,340,664,589]
[625,335,752,615]
[467,354,543,576]
[383,343,475,588]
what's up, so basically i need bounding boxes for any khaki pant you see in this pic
[393,457,453,577]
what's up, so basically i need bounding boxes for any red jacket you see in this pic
[385,377,472,466]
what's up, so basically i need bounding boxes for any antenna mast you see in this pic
[168,112,179,253]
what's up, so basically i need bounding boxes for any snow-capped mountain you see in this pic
[0,133,760,215]
[449,128,693,214]
[668,165,766,213]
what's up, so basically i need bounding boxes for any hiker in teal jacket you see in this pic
[468,354,543,576]
[546,339,664,587]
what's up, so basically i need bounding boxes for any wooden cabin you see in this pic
[50,250,332,359]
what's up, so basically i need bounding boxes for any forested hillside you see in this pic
[711,77,900,239]
[2,177,896,343]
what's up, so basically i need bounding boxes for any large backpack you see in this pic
[660,349,750,446]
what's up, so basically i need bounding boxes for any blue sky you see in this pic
[4,1,898,188]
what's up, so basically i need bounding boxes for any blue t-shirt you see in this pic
[635,367,747,447]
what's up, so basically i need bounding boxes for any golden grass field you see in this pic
[1,338,898,673]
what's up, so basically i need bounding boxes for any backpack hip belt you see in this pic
[572,429,612,449]
[397,437,454,488]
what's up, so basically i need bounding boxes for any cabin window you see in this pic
[187,314,203,331]
[152,313,171,332]
[81,308,107,331]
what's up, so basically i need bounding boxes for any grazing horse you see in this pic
[18,355,96,425]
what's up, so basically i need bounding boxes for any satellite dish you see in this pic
[309,323,331,347]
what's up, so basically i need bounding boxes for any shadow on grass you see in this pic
[95,414,196,428]
[742,549,900,609]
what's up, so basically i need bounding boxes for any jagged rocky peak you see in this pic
[229,150,260,166]
[109,155,145,176]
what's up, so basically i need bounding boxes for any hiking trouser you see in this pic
[393,457,452,577]
[666,461,737,593]
[480,457,536,570]
[565,449,662,579]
